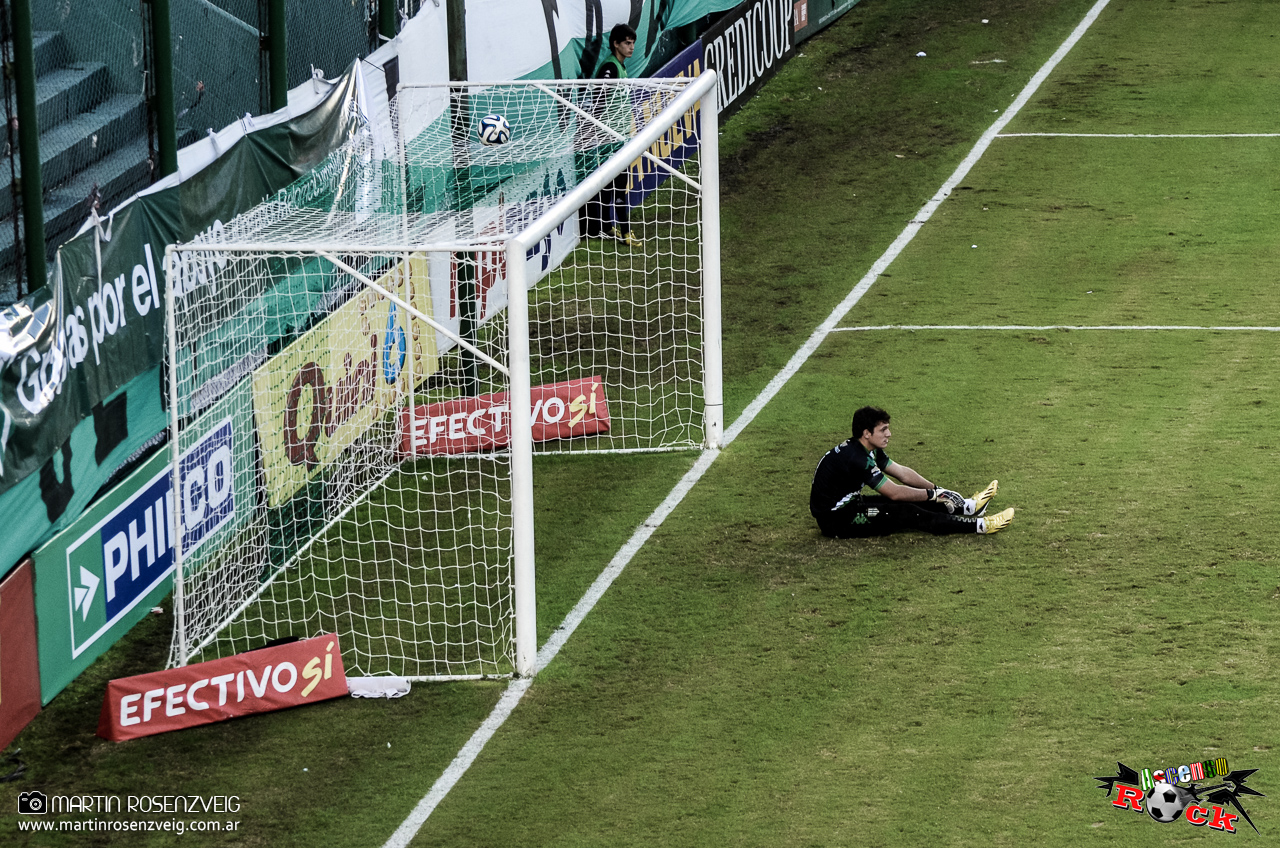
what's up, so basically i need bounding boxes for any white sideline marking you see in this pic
[833,325,1280,332]
[999,132,1280,138]
[382,2,1112,845]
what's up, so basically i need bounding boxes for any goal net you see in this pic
[164,73,721,680]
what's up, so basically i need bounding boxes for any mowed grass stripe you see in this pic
[1000,133,1280,138]
[850,135,1280,329]
[1012,0,1280,134]
[765,330,1280,846]
[413,2,1280,846]
[390,1,1118,844]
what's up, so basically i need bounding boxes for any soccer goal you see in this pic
[162,73,721,680]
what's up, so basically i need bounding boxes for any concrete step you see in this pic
[0,134,153,273]
[31,31,70,77]
[45,135,154,249]
[0,93,146,220]
[0,32,154,305]
[35,62,112,135]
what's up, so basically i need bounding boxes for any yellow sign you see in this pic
[253,256,438,507]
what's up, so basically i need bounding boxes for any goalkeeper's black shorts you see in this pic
[815,494,978,538]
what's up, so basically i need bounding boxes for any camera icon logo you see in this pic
[18,790,48,815]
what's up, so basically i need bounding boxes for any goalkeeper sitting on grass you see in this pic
[810,406,1013,538]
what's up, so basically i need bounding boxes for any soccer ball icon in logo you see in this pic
[477,114,511,146]
[1145,781,1189,823]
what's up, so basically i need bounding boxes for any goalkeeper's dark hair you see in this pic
[851,406,890,440]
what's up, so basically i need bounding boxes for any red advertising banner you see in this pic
[399,376,611,456]
[1,560,42,750]
[98,635,348,741]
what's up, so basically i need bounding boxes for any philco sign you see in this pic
[63,416,237,660]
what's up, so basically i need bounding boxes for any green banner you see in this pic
[514,0,742,82]
[0,367,169,585]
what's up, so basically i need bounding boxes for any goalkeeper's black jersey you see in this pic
[809,439,889,521]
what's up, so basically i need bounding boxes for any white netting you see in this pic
[402,81,707,453]
[165,78,714,678]
[221,80,696,248]
[166,249,513,679]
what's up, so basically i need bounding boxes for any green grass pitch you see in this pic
[5,0,1280,845]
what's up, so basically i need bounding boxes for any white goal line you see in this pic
[833,324,1280,332]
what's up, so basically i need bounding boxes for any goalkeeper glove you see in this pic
[928,488,966,514]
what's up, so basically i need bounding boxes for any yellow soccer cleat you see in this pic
[969,479,998,516]
[978,507,1014,535]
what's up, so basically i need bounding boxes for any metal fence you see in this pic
[1,0,383,304]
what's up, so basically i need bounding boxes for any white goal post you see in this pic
[163,71,721,681]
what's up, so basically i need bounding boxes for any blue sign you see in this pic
[628,42,705,208]
[98,471,175,622]
[62,417,237,658]
[177,416,236,554]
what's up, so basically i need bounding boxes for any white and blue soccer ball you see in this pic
[477,114,511,146]
[1145,781,1188,823]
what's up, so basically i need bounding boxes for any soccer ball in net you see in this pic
[477,114,512,146]
[1145,782,1188,823]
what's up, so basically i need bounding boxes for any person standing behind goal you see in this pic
[583,23,640,247]
[810,406,1013,538]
